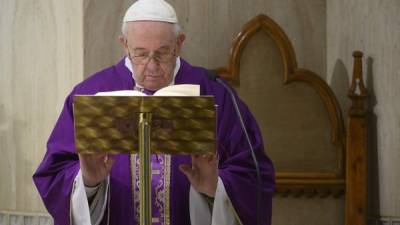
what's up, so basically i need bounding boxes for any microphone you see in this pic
[204,69,219,81]
[206,70,262,225]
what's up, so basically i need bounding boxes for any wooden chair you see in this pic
[214,14,367,225]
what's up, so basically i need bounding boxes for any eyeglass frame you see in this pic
[125,40,177,65]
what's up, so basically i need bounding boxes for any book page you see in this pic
[94,84,200,96]
[154,84,200,96]
[95,90,146,96]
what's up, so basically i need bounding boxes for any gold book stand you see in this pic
[73,95,216,225]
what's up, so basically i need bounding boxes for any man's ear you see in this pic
[118,35,129,53]
[175,33,186,54]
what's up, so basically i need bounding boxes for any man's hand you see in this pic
[78,153,116,187]
[179,154,218,197]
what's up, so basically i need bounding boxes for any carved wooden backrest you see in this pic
[214,14,367,225]
[216,14,345,193]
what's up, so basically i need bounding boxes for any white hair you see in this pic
[121,22,182,38]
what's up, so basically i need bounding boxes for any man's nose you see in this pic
[145,56,160,71]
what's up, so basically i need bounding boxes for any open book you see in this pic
[95,84,200,96]
[74,83,216,155]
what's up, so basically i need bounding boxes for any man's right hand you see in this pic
[78,153,116,187]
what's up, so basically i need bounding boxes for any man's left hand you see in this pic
[179,154,218,197]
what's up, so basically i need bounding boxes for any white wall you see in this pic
[0,0,83,214]
[327,0,400,219]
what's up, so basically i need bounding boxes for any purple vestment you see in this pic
[33,58,275,225]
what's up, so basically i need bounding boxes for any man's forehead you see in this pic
[132,45,171,52]
[125,21,176,48]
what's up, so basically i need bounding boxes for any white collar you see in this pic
[124,56,181,89]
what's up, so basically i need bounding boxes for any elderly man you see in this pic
[33,0,274,225]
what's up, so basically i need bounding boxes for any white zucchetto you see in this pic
[123,0,178,24]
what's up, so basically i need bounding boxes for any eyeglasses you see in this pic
[128,48,176,65]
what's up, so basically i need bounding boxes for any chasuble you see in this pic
[33,57,275,225]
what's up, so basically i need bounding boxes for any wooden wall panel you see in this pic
[236,31,337,172]
[273,197,344,225]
